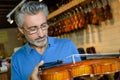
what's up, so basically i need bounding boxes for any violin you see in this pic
[39,57,120,80]
[62,12,71,33]
[77,6,85,29]
[67,17,72,32]
[61,20,66,34]
[83,5,89,27]
[69,10,76,32]
[91,0,100,25]
[57,21,62,35]
[73,8,79,30]
[85,5,92,25]
[69,9,78,31]
[104,0,113,20]
[97,0,106,24]
[64,18,70,33]
[48,26,54,36]
[54,24,58,36]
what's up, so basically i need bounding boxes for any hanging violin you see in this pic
[104,0,113,20]
[91,0,100,25]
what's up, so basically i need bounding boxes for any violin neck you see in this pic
[79,53,120,59]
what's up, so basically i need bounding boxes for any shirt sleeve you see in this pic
[11,56,22,80]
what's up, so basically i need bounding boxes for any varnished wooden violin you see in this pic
[39,54,120,80]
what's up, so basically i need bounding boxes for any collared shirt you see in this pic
[11,37,81,80]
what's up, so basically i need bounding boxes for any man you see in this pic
[11,1,81,80]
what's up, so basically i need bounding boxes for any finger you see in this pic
[36,60,44,69]
[33,61,44,74]
[39,60,44,66]
[28,61,44,80]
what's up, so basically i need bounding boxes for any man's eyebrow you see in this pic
[40,22,48,26]
[27,22,48,29]
[27,26,37,29]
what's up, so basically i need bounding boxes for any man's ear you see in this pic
[18,27,24,34]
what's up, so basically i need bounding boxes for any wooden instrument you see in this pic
[39,54,120,80]
[63,12,72,33]
[77,6,85,29]
[97,0,106,23]
[48,26,53,36]
[104,0,113,20]
[91,0,99,25]
[71,9,79,31]
[83,5,89,27]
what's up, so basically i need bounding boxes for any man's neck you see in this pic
[30,43,48,54]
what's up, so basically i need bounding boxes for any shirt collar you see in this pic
[47,36,55,47]
[24,43,33,54]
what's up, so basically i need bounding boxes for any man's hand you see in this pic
[28,60,44,80]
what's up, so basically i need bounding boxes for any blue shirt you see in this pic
[11,37,81,80]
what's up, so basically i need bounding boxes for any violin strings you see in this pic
[62,53,120,62]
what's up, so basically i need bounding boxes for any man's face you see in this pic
[19,11,48,47]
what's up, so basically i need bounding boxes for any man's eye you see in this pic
[41,25,46,28]
[28,27,36,31]
[41,24,48,28]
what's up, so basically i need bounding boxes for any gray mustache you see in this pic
[35,35,47,40]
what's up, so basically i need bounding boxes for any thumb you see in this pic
[36,60,44,68]
[28,61,44,80]
[34,60,44,72]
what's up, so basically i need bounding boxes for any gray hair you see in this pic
[15,1,49,27]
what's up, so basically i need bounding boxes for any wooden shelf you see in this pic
[48,0,85,19]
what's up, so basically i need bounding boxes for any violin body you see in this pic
[104,4,112,20]
[39,58,120,80]
[77,13,85,29]
[91,8,99,25]
[97,7,106,23]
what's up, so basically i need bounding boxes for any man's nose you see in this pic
[37,28,44,37]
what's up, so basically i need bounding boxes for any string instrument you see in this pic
[56,15,63,35]
[39,54,120,80]
[81,5,90,28]
[97,0,106,24]
[58,14,66,34]
[72,8,79,31]
[63,12,72,33]
[64,18,70,33]
[54,23,59,36]
[104,0,112,20]
[85,4,92,25]
[61,20,66,34]
[69,10,76,31]
[68,16,73,32]
[57,21,62,35]
[77,6,85,29]
[91,1,100,25]
[48,26,54,36]
[49,18,58,36]
[83,5,89,27]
